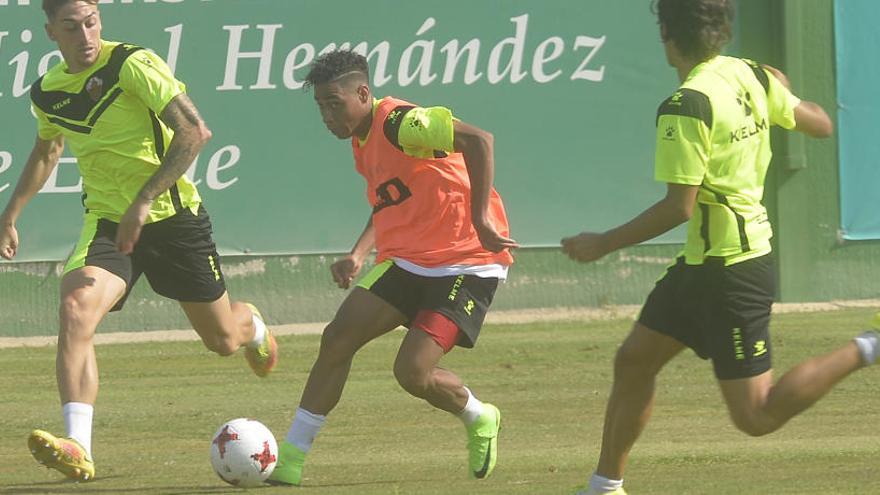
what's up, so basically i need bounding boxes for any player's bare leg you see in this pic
[180,294,277,376]
[718,341,865,436]
[180,293,254,355]
[393,328,467,412]
[268,288,406,486]
[301,287,407,414]
[393,327,502,479]
[29,266,125,481]
[590,323,683,491]
[57,267,125,405]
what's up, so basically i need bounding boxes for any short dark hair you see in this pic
[653,0,735,61]
[304,49,370,90]
[42,0,98,19]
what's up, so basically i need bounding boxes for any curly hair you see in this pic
[304,49,370,90]
[653,0,735,61]
[43,0,98,19]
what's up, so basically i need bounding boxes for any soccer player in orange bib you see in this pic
[268,49,517,485]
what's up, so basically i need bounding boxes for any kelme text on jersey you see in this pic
[729,118,768,143]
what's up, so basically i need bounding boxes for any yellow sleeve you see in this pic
[765,69,801,130]
[118,49,186,115]
[655,114,710,185]
[32,104,61,140]
[654,89,712,185]
[396,106,456,155]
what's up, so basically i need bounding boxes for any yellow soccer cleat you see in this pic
[28,429,95,482]
[244,303,278,377]
[466,403,501,479]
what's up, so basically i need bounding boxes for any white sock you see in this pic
[62,402,93,458]
[246,313,267,350]
[457,387,484,426]
[588,472,623,493]
[854,330,879,365]
[285,407,326,453]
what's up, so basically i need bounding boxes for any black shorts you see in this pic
[357,260,499,348]
[64,205,227,311]
[638,254,776,380]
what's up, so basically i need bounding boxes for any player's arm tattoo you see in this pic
[136,94,211,201]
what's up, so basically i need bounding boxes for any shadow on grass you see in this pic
[0,476,242,495]
[0,476,449,494]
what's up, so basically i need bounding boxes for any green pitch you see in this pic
[1,309,878,494]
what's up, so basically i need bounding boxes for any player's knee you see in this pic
[58,294,98,341]
[393,359,430,397]
[318,321,359,362]
[201,332,238,356]
[729,410,775,437]
[613,341,654,377]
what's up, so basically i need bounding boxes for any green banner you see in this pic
[0,0,679,261]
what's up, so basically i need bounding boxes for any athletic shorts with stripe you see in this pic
[64,204,226,312]
[357,260,499,351]
[638,254,776,380]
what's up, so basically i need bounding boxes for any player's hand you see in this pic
[473,220,519,253]
[0,220,19,260]
[331,253,365,289]
[116,197,152,255]
[561,231,611,263]
[762,64,791,90]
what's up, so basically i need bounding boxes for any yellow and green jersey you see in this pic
[359,98,456,157]
[30,40,201,223]
[655,55,801,265]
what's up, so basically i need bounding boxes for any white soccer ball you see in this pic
[210,418,278,487]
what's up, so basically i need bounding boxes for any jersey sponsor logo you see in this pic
[448,275,465,301]
[208,255,221,281]
[86,76,104,102]
[407,116,424,130]
[464,299,475,316]
[729,118,768,143]
[753,340,768,357]
[736,89,753,117]
[387,109,403,124]
[732,327,745,360]
[372,177,412,213]
[662,125,676,141]
[52,97,71,111]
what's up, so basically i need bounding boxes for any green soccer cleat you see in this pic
[265,441,306,486]
[466,403,501,479]
[28,429,95,482]
[244,303,278,377]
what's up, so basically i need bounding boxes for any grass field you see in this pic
[1,309,879,494]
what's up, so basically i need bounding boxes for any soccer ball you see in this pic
[210,418,278,487]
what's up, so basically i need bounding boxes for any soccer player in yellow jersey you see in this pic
[0,0,278,482]
[562,1,876,494]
